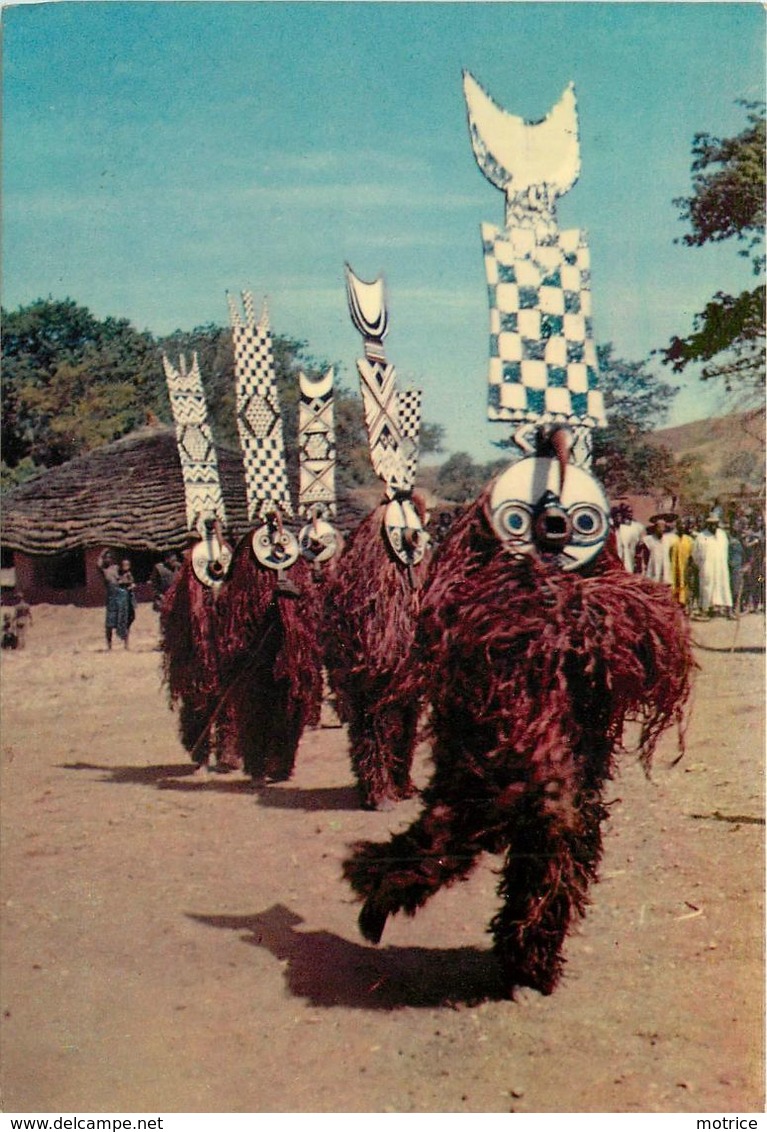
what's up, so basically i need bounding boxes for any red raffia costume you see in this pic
[343,74,694,995]
[160,299,338,783]
[159,352,237,770]
[209,293,333,783]
[325,266,431,810]
[213,528,324,783]
[344,484,693,994]
[160,552,233,768]
[326,493,429,809]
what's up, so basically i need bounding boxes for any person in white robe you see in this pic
[614,507,647,573]
[642,520,677,585]
[693,514,733,615]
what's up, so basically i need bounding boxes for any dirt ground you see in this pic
[0,601,764,1114]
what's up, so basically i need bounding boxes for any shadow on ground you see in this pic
[188,902,509,1010]
[59,762,367,803]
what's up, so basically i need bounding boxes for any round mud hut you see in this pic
[1,425,368,606]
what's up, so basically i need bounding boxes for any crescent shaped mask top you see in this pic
[463,71,580,204]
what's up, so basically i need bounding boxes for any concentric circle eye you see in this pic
[495,502,533,542]
[569,504,607,544]
[191,537,231,587]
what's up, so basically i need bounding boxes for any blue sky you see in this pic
[2,0,764,463]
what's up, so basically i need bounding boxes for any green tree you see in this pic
[435,451,505,503]
[596,343,677,434]
[157,325,446,492]
[658,102,766,393]
[2,298,162,473]
[3,298,445,494]
[590,344,712,502]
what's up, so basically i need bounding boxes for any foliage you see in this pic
[583,344,674,494]
[659,286,765,392]
[2,298,162,473]
[596,343,677,433]
[435,451,506,503]
[0,456,43,492]
[658,101,766,393]
[2,298,444,494]
[673,102,765,269]
[720,447,762,484]
[591,344,710,505]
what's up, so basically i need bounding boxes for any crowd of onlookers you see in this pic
[612,501,765,619]
[1,502,762,653]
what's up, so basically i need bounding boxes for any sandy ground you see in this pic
[0,601,764,1115]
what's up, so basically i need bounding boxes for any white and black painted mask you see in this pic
[486,456,609,571]
[191,530,233,588]
[299,516,339,564]
[251,515,300,572]
[384,497,429,566]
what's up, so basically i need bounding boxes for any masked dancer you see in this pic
[344,73,693,995]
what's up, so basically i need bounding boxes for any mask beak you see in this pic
[549,427,573,495]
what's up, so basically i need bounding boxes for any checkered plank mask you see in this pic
[463,72,610,567]
[229,291,299,572]
[463,71,606,471]
[229,292,294,522]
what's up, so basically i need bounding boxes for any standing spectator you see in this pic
[742,516,765,613]
[755,515,766,611]
[1,611,17,649]
[151,551,182,612]
[97,549,134,650]
[117,558,137,646]
[727,524,746,618]
[642,518,676,585]
[684,518,701,614]
[670,520,694,613]
[613,505,646,573]
[692,514,732,618]
[12,592,32,649]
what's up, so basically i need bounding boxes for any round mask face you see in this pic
[251,524,300,571]
[299,518,339,564]
[191,535,233,587]
[486,456,609,571]
[384,498,428,566]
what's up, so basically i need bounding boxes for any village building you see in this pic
[0,425,368,606]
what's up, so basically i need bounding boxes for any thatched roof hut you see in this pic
[2,426,244,557]
[1,425,370,605]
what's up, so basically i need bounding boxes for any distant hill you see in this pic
[650,409,765,500]
[415,408,764,526]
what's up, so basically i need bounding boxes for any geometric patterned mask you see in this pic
[463,71,606,472]
[345,263,422,500]
[162,352,228,539]
[229,291,293,521]
[485,455,610,571]
[298,367,337,522]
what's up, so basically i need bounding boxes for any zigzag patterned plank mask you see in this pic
[344,263,428,567]
[229,291,299,571]
[297,367,339,564]
[464,73,610,567]
[162,352,232,587]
